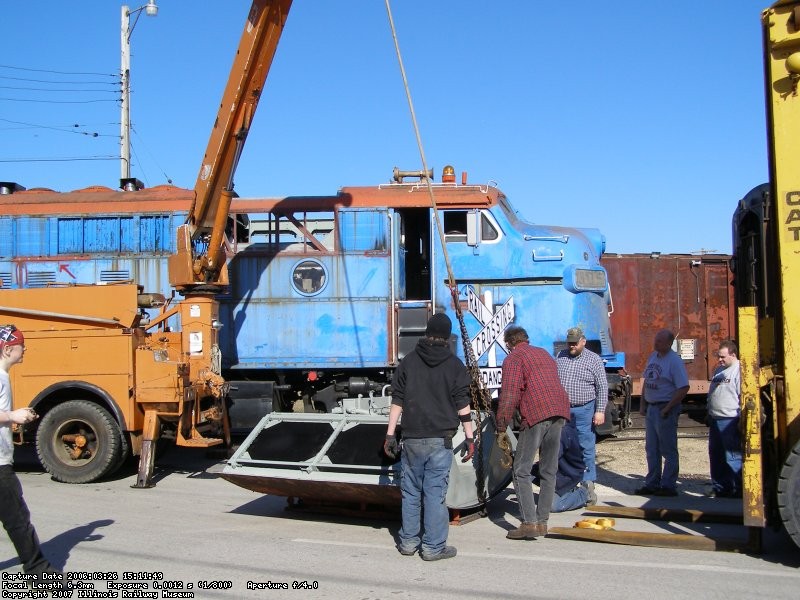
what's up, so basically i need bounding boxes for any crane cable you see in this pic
[383,1,506,504]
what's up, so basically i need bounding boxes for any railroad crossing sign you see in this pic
[467,288,515,389]
[479,366,503,390]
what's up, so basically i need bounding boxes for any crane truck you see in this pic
[0,0,292,488]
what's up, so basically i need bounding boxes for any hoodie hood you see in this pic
[415,337,453,367]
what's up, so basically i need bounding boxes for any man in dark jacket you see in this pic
[385,313,473,561]
[532,418,596,512]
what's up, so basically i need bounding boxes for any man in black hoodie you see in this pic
[385,313,473,561]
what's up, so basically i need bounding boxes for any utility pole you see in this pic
[120,1,158,191]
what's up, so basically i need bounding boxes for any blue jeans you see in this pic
[708,416,742,495]
[512,417,564,525]
[552,484,589,513]
[0,465,52,575]
[644,403,680,491]
[398,438,452,555]
[570,401,596,481]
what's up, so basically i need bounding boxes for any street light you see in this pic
[120,1,158,191]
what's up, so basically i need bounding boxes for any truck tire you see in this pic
[778,439,800,549]
[36,400,122,484]
[112,430,132,471]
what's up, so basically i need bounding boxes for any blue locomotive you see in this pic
[0,168,630,434]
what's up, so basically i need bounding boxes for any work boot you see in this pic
[583,481,598,505]
[421,546,457,561]
[533,521,548,537]
[506,522,539,540]
[396,543,418,556]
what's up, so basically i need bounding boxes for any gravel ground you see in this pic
[595,432,711,498]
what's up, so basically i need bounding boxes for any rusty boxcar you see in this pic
[601,253,735,397]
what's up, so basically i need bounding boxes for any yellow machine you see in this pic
[0,0,292,487]
[734,0,800,548]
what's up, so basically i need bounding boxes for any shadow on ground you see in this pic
[0,519,113,572]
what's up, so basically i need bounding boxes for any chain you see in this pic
[449,286,513,502]
[385,0,510,506]
[496,431,513,469]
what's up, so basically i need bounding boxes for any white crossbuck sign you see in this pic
[467,288,515,389]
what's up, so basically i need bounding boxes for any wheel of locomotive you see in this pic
[36,400,122,484]
[777,439,800,549]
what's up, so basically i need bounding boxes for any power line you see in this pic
[0,97,118,104]
[0,64,116,78]
[0,64,156,174]
[0,85,118,93]
[0,75,119,85]
[0,156,117,163]
[0,118,114,138]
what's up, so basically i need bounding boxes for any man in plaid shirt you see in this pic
[496,326,570,540]
[556,327,608,495]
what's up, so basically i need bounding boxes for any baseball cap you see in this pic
[566,327,584,343]
[0,325,24,348]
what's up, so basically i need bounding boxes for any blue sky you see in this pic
[0,1,771,255]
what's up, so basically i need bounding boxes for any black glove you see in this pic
[384,434,399,459]
[460,437,475,463]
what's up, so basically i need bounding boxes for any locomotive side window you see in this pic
[292,259,327,296]
[481,214,499,240]
[444,211,467,242]
[444,210,500,243]
[339,209,387,252]
[244,212,335,253]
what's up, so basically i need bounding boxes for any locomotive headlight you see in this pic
[564,266,608,293]
[575,269,607,290]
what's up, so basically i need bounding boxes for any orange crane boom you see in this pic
[169,0,293,290]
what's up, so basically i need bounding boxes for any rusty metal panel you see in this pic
[602,253,735,396]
